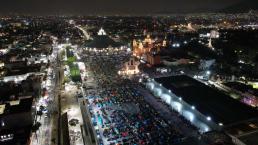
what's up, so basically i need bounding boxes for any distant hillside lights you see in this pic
[199,30,220,39]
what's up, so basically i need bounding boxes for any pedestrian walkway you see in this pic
[61,83,84,145]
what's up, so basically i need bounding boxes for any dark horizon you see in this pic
[0,0,257,15]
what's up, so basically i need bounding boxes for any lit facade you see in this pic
[118,57,140,75]
[146,78,222,133]
[132,34,166,58]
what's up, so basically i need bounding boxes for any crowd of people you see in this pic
[82,51,186,145]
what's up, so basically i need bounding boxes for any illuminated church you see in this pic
[132,34,166,65]
[118,57,140,76]
[133,34,154,57]
[133,34,167,56]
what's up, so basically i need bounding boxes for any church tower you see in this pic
[208,37,213,49]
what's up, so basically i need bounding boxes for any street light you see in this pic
[1,121,5,127]
[66,38,69,42]
[191,106,195,110]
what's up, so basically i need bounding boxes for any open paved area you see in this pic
[76,46,201,145]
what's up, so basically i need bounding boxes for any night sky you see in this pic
[0,0,254,15]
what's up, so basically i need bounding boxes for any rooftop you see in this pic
[85,28,123,49]
[0,97,33,116]
[85,35,122,49]
[238,131,258,145]
[154,75,258,126]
